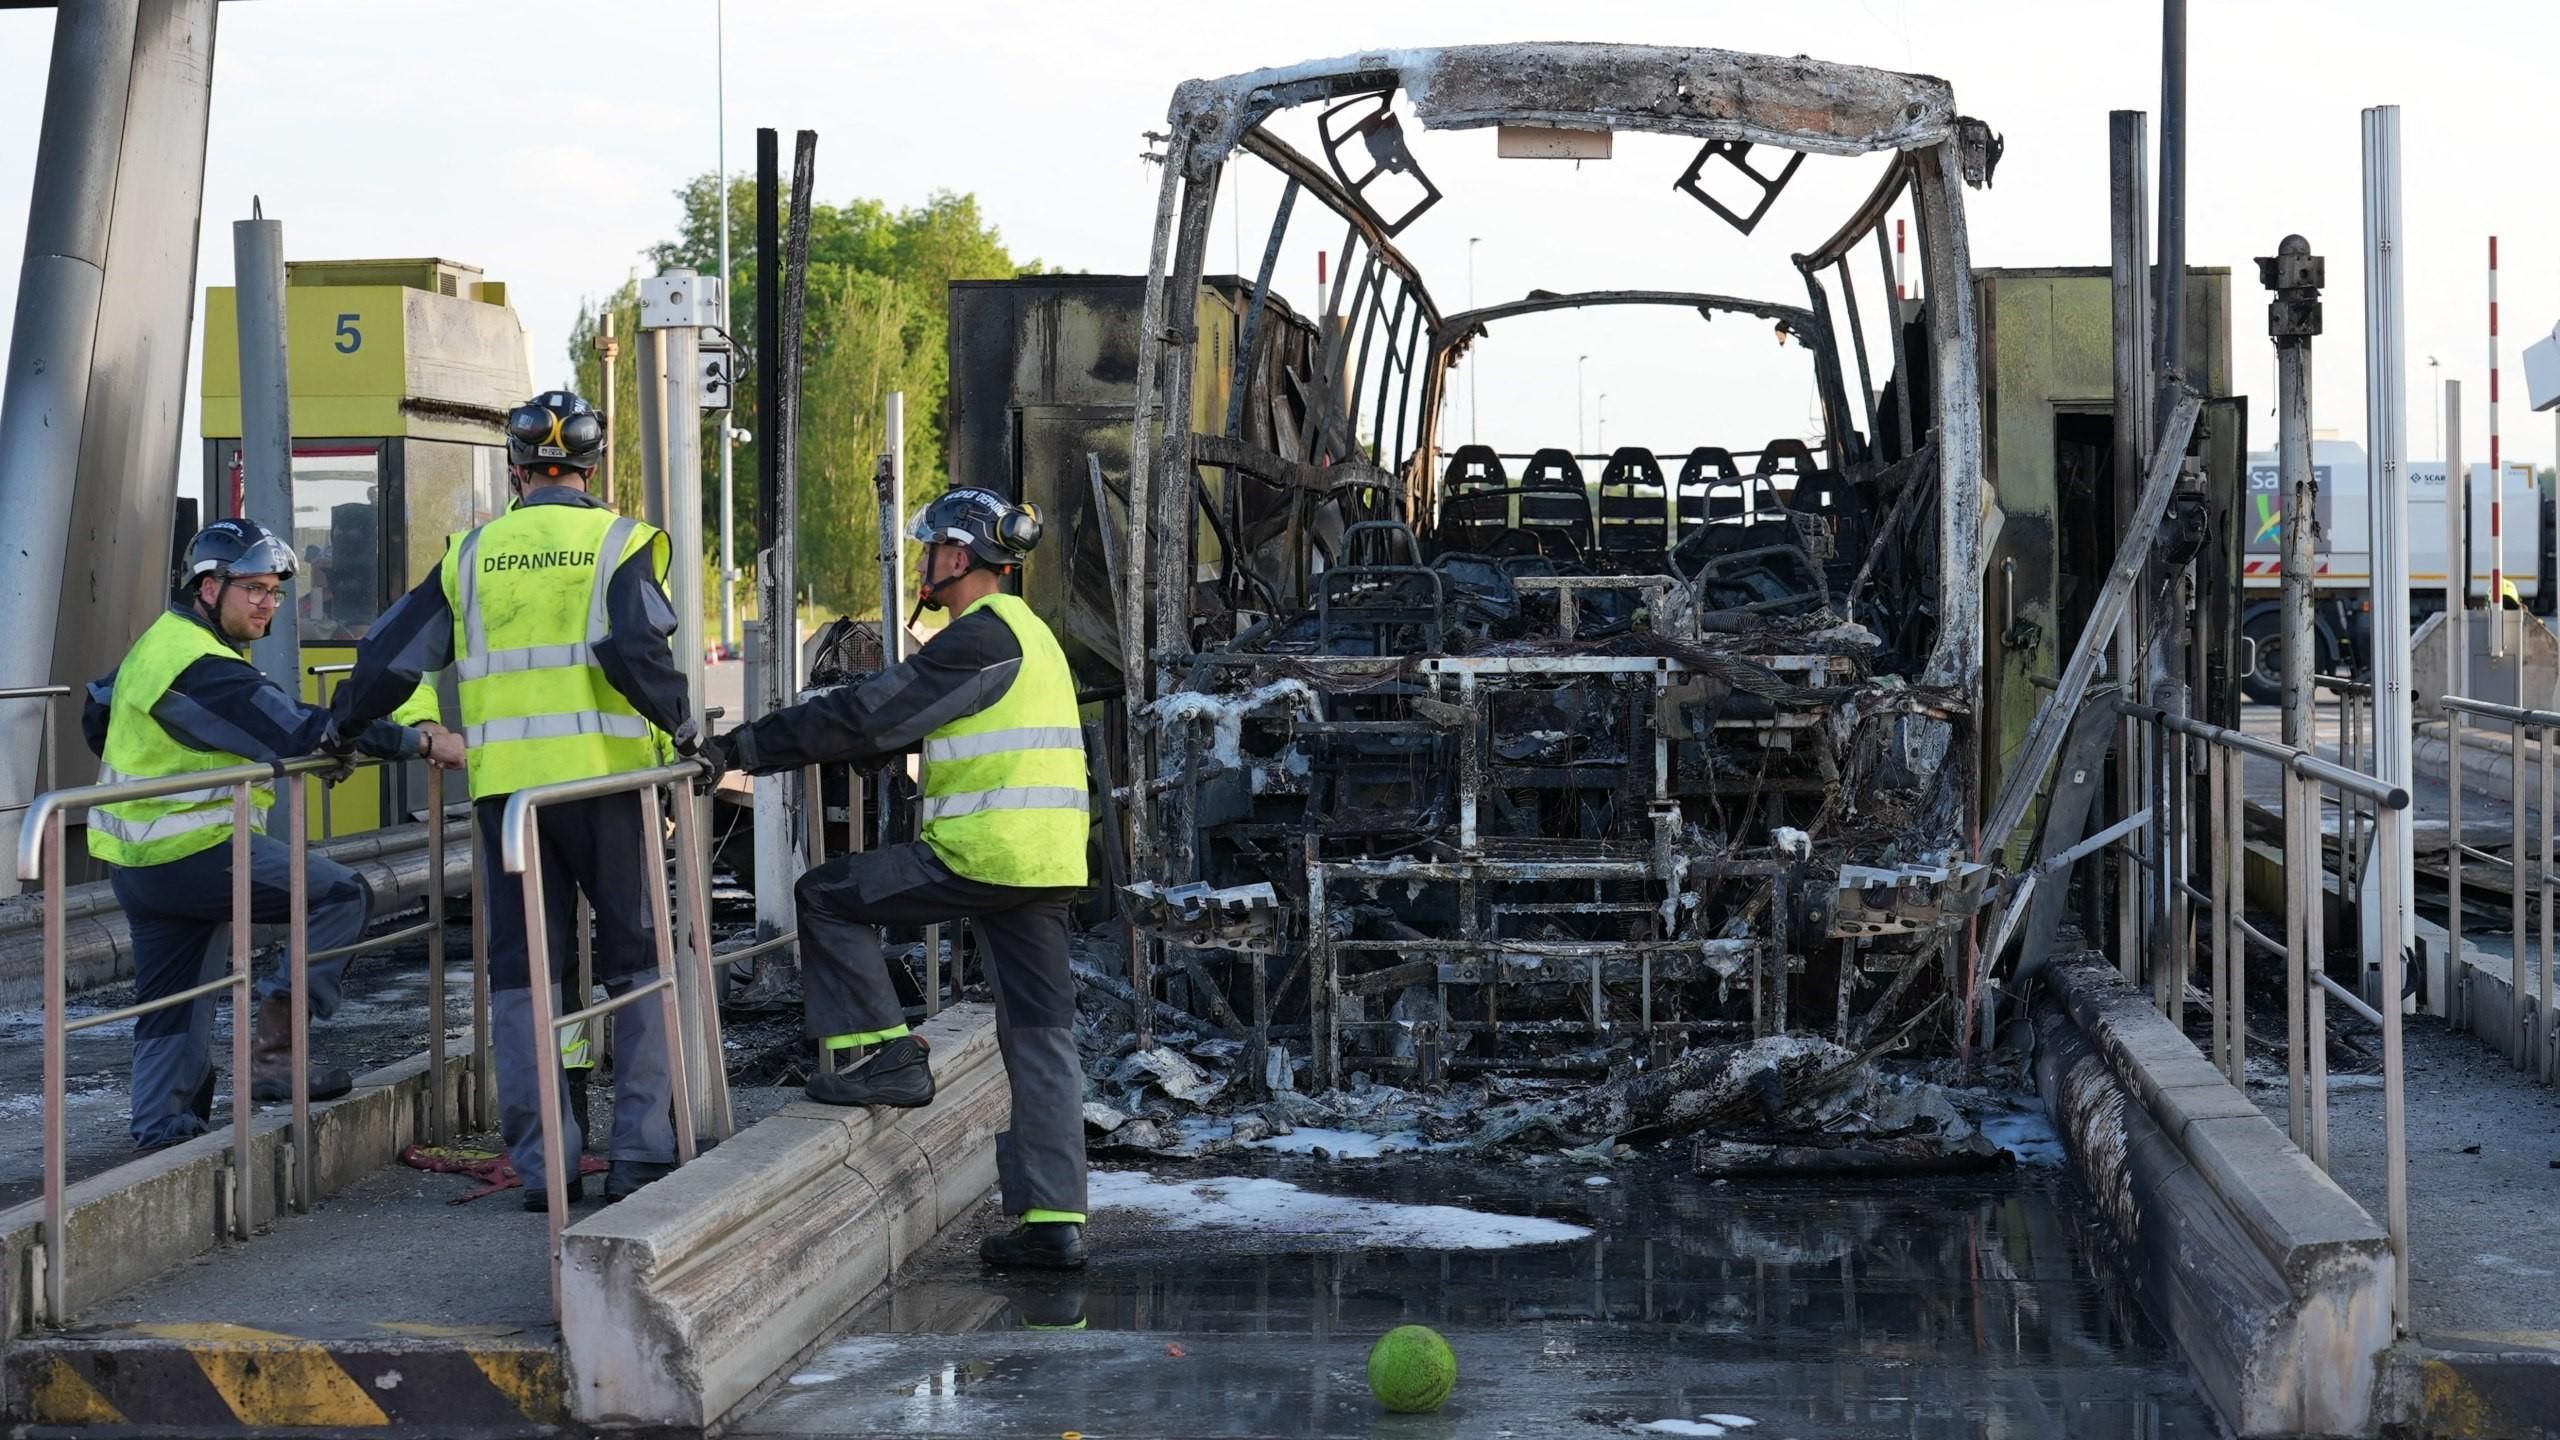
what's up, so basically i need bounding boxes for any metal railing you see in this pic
[2314,674,2376,931]
[2442,694,2560,1083]
[0,684,70,820]
[500,763,732,1319]
[18,753,473,1327]
[2115,697,2413,1325]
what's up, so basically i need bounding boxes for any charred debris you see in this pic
[931,45,2071,1171]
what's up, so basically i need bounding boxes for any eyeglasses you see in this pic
[233,581,291,608]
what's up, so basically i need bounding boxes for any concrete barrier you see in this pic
[560,1002,1007,1431]
[0,1042,483,1412]
[2035,953,2394,1438]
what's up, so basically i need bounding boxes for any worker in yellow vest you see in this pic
[700,488,1092,1269]
[82,519,464,1151]
[333,391,698,1211]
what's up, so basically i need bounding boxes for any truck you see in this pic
[2240,438,2553,701]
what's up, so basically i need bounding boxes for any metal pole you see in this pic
[288,778,312,1212]
[2225,748,2247,1086]
[2154,0,2188,419]
[235,205,298,686]
[1467,237,1480,447]
[2516,712,2531,1072]
[637,272,717,1137]
[426,767,448,1142]
[2263,236,2322,750]
[886,391,908,646]
[40,813,64,1322]
[2286,765,2309,1145]
[2111,110,2154,982]
[2447,383,2469,722]
[2490,237,2505,657]
[600,311,618,508]
[715,0,737,655]
[2209,744,2230,1074]
[2362,105,2418,1013]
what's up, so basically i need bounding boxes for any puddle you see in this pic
[756,1156,2218,1438]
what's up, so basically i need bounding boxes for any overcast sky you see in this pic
[4,0,2558,510]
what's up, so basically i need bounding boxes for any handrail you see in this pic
[19,753,346,881]
[2442,691,2557,1091]
[2312,672,2373,698]
[2113,690,2409,1328]
[501,762,730,1320]
[0,684,71,819]
[2441,694,2560,728]
[27,751,477,1328]
[2113,699,2409,808]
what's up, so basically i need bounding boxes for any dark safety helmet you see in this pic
[180,518,298,593]
[908,487,1042,570]
[504,390,606,476]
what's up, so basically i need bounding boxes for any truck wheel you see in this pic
[2241,605,2284,704]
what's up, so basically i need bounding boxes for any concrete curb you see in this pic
[0,1043,483,1369]
[2036,954,2394,1438]
[560,1002,1007,1431]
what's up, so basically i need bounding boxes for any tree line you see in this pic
[568,175,1038,620]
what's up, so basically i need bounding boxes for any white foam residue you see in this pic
[788,1372,842,1386]
[1640,1418,1755,1436]
[1149,679,1317,772]
[1243,1126,1417,1158]
[1090,1171,1590,1250]
[1980,1101,2068,1168]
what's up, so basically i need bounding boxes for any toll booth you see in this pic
[199,258,532,834]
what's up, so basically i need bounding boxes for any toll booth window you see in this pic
[291,447,384,643]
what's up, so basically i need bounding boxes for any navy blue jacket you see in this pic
[83,605,421,764]
[329,486,694,748]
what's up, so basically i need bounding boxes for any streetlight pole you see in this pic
[2428,355,2440,460]
[1598,393,1609,454]
[1467,237,1481,448]
[1577,354,1589,456]
[715,0,737,657]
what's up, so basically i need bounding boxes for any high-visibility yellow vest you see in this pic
[441,502,669,800]
[919,593,1089,889]
[88,612,274,868]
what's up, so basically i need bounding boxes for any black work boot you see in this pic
[605,1159,677,1203]
[980,1222,1086,1271]
[250,994,353,1103]
[804,1034,935,1108]
[522,1177,586,1212]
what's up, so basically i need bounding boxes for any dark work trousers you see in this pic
[796,840,1086,1217]
[111,832,372,1149]
[475,790,675,1192]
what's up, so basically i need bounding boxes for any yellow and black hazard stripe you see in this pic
[8,1324,564,1432]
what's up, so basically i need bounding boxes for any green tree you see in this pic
[568,176,1036,619]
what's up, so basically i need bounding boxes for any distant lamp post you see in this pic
[1468,236,1482,448]
[1597,393,1609,454]
[1577,354,1590,455]
[2428,355,2441,460]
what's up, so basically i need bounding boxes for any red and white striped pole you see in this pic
[1894,218,1908,301]
[2490,235,2504,657]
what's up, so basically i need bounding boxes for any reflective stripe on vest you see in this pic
[921,726,1087,764]
[917,784,1092,825]
[87,613,275,868]
[446,507,664,798]
[916,594,1090,889]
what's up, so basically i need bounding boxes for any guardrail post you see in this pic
[40,809,66,1326]
[2543,729,2556,1083]
[2514,713,2530,1071]
[230,785,256,1238]
[2224,745,2247,1087]
[2209,744,2231,1075]
[2449,707,2465,1030]
[471,826,493,1131]
[2304,758,2324,1137]
[288,773,312,1213]
[671,783,733,1140]
[426,768,448,1143]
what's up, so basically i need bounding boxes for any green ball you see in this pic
[1366,1324,1457,1414]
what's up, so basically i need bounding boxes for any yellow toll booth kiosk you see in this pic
[200,257,531,834]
